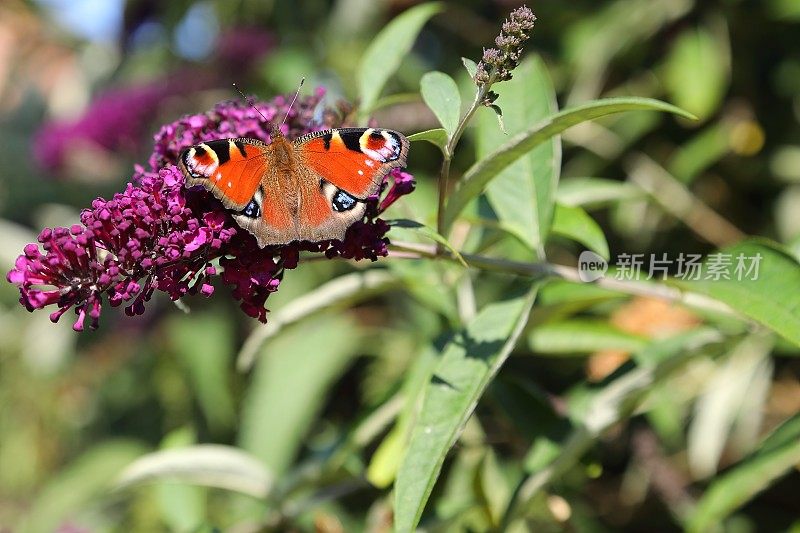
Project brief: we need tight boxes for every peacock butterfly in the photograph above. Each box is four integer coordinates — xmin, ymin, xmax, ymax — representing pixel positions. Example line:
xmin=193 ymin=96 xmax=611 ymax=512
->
xmin=178 ymin=97 xmax=409 ymax=247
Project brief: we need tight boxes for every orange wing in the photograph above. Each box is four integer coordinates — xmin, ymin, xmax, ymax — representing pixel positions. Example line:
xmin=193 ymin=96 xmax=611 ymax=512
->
xmin=296 ymin=128 xmax=409 ymax=199
xmin=179 ymin=138 xmax=268 ymax=210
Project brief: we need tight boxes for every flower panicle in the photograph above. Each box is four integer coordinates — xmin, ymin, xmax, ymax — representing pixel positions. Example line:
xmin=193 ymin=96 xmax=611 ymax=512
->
xmin=8 ymin=89 xmax=415 ymax=330
xmin=473 ymin=5 xmax=536 ymax=104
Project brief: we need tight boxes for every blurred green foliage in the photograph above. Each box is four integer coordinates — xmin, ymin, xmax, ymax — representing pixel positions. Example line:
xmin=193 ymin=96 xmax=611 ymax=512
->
xmin=1 ymin=0 xmax=799 ymax=532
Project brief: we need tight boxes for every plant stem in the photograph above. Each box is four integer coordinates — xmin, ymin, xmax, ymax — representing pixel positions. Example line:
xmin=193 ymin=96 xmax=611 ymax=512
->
xmin=387 ymin=241 xmax=738 ymax=317
xmin=436 ymin=84 xmax=490 ymax=239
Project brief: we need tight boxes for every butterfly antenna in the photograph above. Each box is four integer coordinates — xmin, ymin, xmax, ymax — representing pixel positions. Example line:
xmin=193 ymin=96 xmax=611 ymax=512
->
xmin=232 ymin=83 xmax=277 ymax=134
xmin=281 ymin=77 xmax=305 ymax=126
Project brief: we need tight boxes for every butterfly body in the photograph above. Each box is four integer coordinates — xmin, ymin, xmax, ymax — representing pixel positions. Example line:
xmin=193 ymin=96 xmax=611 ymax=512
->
xmin=179 ymin=128 xmax=409 ymax=247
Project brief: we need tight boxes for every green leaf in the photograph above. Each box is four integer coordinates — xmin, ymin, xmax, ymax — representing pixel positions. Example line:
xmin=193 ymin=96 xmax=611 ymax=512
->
xmin=357 ymin=2 xmax=442 ymax=113
xmin=236 ymin=270 xmax=399 ymax=370
xmin=528 ymin=320 xmax=647 ymax=354
xmin=462 ymin=57 xmax=477 ymax=78
xmin=115 ymin=445 xmax=272 ymax=499
xmin=168 ymin=313 xmax=236 ymax=434
xmin=387 ymin=219 xmax=468 ymax=267
xmin=687 ymin=334 xmax=774 ymax=478
xmin=443 ymin=97 xmax=696 ymax=234
xmin=478 ymin=57 xmax=560 ymax=255
xmin=556 ymin=177 xmax=643 ymax=208
xmin=154 ymin=428 xmax=205 ymax=533
xmin=22 ymin=440 xmax=147 ymax=533
xmin=687 ymin=414 xmax=800 ymax=533
xmin=238 ymin=315 xmax=360 ymax=476
xmin=394 ymin=289 xmax=538 ymax=532
xmin=550 ymin=203 xmax=610 ymax=260
xmin=420 ymin=71 xmax=461 ymax=139
xmin=667 ymin=122 xmax=730 ymax=184
xmin=663 ymin=27 xmax=729 ymax=121
xmin=675 ymin=240 xmax=800 ymax=347
xmin=507 ymin=329 xmax=724 ymax=523
xmin=367 ymin=346 xmax=438 ymax=488
xmin=408 ymin=128 xmax=448 ymax=153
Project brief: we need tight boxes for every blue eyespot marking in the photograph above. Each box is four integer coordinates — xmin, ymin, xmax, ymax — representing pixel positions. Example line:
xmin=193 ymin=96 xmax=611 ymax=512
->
xmin=332 ymin=190 xmax=357 ymax=212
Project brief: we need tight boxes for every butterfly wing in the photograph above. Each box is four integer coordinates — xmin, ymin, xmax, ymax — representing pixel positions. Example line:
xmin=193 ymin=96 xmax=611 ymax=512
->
xmin=179 ymin=129 xmax=410 ymax=246
xmin=292 ymin=128 xmax=409 ymax=242
xmin=297 ymin=128 xmax=409 ymax=197
xmin=179 ymin=138 xmax=298 ymax=246
xmin=180 ymin=138 xmax=267 ymax=210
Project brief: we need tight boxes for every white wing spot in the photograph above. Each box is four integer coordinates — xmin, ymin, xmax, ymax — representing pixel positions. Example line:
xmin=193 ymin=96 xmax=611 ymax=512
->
xmin=227 ymin=181 xmax=232 ymax=188
xmin=358 ymin=170 xmax=364 ymax=175
xmin=365 ymin=160 xmax=374 ymax=167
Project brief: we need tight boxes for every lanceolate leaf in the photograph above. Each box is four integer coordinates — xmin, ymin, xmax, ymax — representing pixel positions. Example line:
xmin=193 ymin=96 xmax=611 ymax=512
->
xmin=687 ymin=414 xmax=800 ymax=533
xmin=528 ymin=319 xmax=646 ymax=354
xmin=556 ymin=177 xmax=643 ymax=208
xmin=478 ymin=56 xmax=560 ymax=255
xmin=462 ymin=57 xmax=478 ymax=78
xmin=236 ymin=270 xmax=399 ymax=370
xmin=114 ymin=445 xmax=273 ymax=499
xmin=420 ymin=71 xmax=461 ymax=139
xmin=238 ymin=316 xmax=361 ymax=477
xmin=550 ymin=203 xmax=610 ymax=260
xmin=394 ymin=289 xmax=538 ymax=532
xmin=357 ymin=3 xmax=442 ymax=114
xmin=408 ymin=128 xmax=449 ymax=153
xmin=442 ymin=97 xmax=696 ymax=234
xmin=675 ymin=240 xmax=800 ymax=347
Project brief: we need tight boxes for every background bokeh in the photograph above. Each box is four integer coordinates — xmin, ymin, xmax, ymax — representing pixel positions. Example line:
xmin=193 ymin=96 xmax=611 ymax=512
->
xmin=1 ymin=0 xmax=799 ymax=531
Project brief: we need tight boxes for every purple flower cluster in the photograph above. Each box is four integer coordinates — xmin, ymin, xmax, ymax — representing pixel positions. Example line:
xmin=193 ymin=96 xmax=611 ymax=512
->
xmin=9 ymin=89 xmax=415 ymax=329
xmin=34 ymin=76 xmax=210 ymax=172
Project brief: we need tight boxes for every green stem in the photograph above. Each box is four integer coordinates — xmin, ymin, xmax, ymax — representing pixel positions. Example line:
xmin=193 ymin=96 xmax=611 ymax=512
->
xmin=387 ymin=241 xmax=738 ymax=317
xmin=436 ymin=83 xmax=491 ymax=239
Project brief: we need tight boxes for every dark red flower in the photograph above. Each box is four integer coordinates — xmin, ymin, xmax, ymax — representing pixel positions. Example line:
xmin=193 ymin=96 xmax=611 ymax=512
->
xmin=8 ymin=89 xmax=414 ymax=329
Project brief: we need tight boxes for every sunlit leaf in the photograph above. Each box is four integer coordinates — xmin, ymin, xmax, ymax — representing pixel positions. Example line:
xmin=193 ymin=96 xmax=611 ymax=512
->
xmin=528 ymin=319 xmax=647 ymax=354
xmin=687 ymin=334 xmax=774 ymax=478
xmin=420 ymin=71 xmax=461 ymax=139
xmin=357 ymin=3 xmax=442 ymax=113
xmin=443 ymin=97 xmax=696 ymax=234
xmin=168 ymin=313 xmax=236 ymax=434
xmin=688 ymin=414 xmax=800 ymax=532
xmin=115 ymin=445 xmax=272 ymax=499
xmin=675 ymin=240 xmax=800 ymax=347
xmin=462 ymin=57 xmax=477 ymax=78
xmin=154 ymin=428 xmax=205 ymax=533
xmin=238 ymin=315 xmax=361 ymax=476
xmin=367 ymin=346 xmax=438 ymax=488
xmin=408 ymin=128 xmax=448 ymax=153
xmin=237 ymin=270 xmax=399 ymax=370
xmin=394 ymin=289 xmax=538 ymax=532
xmin=478 ymin=56 xmax=560 ymax=255
xmin=550 ymin=203 xmax=610 ymax=260
xmin=663 ymin=26 xmax=729 ymax=120
xmin=556 ymin=177 xmax=643 ymax=208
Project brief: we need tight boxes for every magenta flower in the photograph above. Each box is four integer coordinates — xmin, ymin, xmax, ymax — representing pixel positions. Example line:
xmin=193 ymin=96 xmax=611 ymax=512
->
xmin=34 ymin=75 xmax=211 ymax=173
xmin=8 ymin=89 xmax=414 ymax=330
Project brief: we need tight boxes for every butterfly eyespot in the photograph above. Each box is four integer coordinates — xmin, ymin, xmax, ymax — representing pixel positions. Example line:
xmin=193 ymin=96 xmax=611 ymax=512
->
xmin=241 ymin=198 xmax=261 ymax=218
xmin=332 ymin=190 xmax=358 ymax=212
